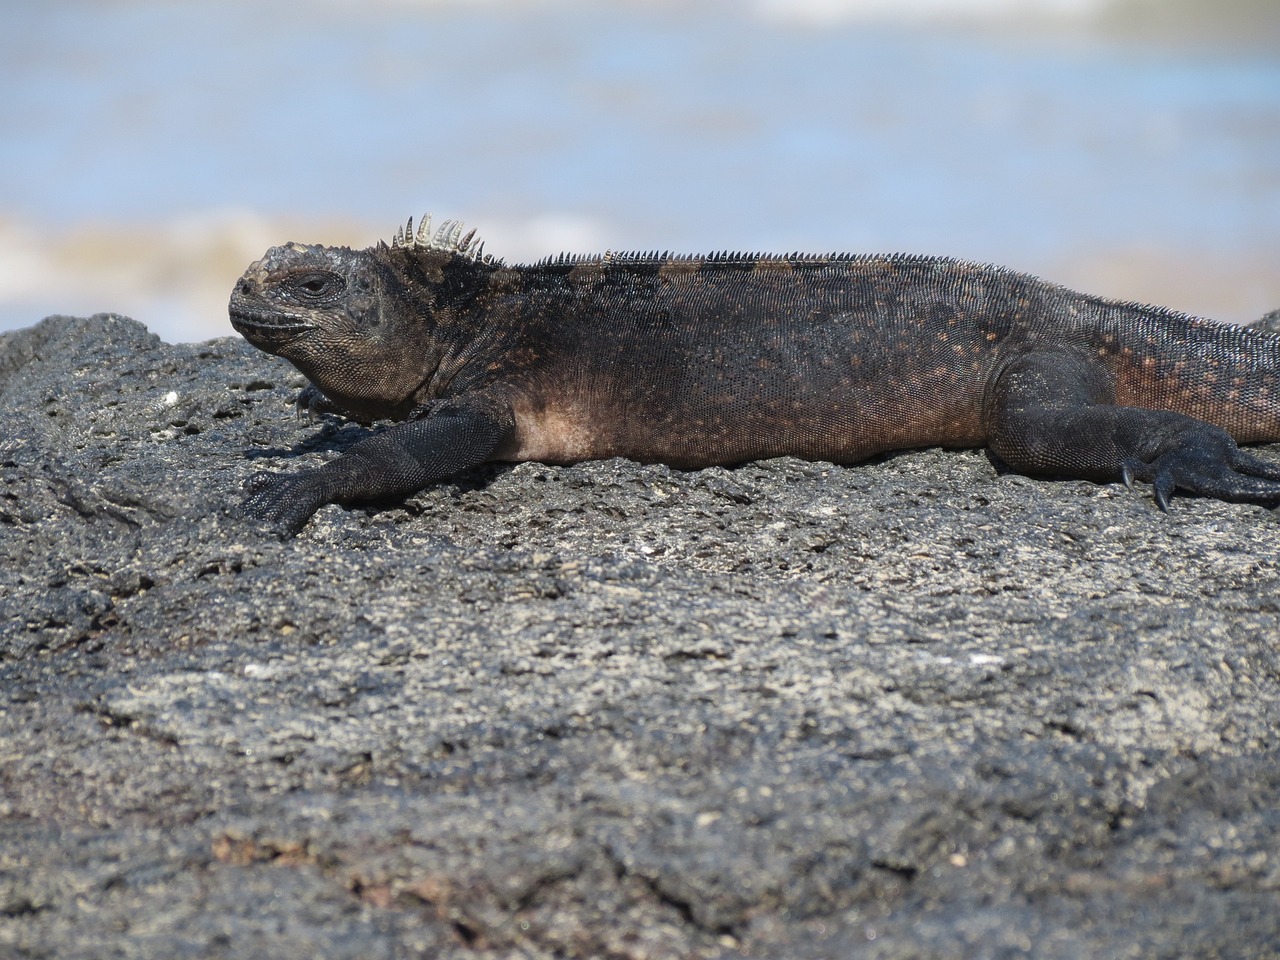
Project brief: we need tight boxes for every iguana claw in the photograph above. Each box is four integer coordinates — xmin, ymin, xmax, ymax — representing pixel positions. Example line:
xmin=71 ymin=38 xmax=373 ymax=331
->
xmin=1119 ymin=429 xmax=1280 ymax=510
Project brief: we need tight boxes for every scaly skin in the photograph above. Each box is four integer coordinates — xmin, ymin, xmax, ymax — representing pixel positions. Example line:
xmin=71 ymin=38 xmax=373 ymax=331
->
xmin=228 ymin=216 xmax=1280 ymax=534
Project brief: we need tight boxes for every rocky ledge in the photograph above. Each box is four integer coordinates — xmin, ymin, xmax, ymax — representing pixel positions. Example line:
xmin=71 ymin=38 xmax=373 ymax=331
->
xmin=2 ymin=314 xmax=1279 ymax=958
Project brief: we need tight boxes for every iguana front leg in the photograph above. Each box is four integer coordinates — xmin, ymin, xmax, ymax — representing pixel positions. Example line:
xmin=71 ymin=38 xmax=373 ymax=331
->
xmin=987 ymin=350 xmax=1280 ymax=509
xmin=243 ymin=393 xmax=515 ymax=534
xmin=295 ymin=383 xmax=348 ymax=421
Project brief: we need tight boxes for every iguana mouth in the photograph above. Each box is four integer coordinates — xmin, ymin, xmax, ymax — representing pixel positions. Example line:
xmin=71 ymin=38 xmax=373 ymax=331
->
xmin=228 ymin=304 xmax=316 ymax=344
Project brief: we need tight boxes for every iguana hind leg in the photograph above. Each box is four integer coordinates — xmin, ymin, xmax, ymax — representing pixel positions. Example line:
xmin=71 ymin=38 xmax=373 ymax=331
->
xmin=986 ymin=349 xmax=1280 ymax=509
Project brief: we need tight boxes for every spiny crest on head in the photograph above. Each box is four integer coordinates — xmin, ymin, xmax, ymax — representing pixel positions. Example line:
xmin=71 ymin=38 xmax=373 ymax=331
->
xmin=387 ymin=214 xmax=494 ymax=264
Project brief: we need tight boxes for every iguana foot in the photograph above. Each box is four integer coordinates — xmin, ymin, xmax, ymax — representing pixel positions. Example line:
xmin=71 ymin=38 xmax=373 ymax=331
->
xmin=1120 ymin=430 xmax=1280 ymax=511
xmin=295 ymin=384 xmax=346 ymax=421
xmin=241 ymin=469 xmax=331 ymax=535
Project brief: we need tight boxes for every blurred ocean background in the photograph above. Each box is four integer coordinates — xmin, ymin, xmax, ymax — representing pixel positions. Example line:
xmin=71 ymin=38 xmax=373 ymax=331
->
xmin=2 ymin=0 xmax=1278 ymax=342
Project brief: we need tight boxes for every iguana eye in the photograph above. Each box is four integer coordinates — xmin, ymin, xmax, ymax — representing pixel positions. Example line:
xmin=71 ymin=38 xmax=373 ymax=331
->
xmin=288 ymin=272 xmax=346 ymax=301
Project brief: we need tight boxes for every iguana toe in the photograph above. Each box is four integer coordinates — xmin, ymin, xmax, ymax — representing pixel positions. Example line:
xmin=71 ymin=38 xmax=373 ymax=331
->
xmin=240 ymin=470 xmax=329 ymax=535
xmin=1121 ymin=432 xmax=1280 ymax=509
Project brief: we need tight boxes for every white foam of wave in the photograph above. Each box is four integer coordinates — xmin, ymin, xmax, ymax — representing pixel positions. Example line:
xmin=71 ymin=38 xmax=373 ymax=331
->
xmin=4 ymin=209 xmax=1275 ymax=343
xmin=0 ymin=211 xmax=310 ymax=343
xmin=0 ymin=211 xmax=614 ymax=344
xmin=471 ymin=214 xmax=610 ymax=263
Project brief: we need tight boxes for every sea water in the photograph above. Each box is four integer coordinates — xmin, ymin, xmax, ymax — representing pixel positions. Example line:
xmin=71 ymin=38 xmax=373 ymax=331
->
xmin=2 ymin=0 xmax=1278 ymax=341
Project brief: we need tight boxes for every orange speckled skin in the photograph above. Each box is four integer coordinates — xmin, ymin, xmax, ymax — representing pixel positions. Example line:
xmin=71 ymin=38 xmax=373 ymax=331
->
xmin=229 ymin=236 xmax=1280 ymax=533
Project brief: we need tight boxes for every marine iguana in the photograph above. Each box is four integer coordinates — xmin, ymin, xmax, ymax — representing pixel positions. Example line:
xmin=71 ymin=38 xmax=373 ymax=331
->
xmin=229 ymin=215 xmax=1280 ymax=534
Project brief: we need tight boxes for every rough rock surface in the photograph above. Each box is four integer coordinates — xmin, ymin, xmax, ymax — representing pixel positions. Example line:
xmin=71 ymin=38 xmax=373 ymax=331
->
xmin=2 ymin=314 xmax=1279 ymax=959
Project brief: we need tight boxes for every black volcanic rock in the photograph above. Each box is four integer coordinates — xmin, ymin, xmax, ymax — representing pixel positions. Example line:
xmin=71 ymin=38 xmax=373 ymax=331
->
xmin=2 ymin=314 xmax=1279 ymax=958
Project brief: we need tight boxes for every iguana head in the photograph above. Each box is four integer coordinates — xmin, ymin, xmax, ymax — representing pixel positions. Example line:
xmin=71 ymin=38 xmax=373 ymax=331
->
xmin=229 ymin=217 xmax=494 ymax=421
